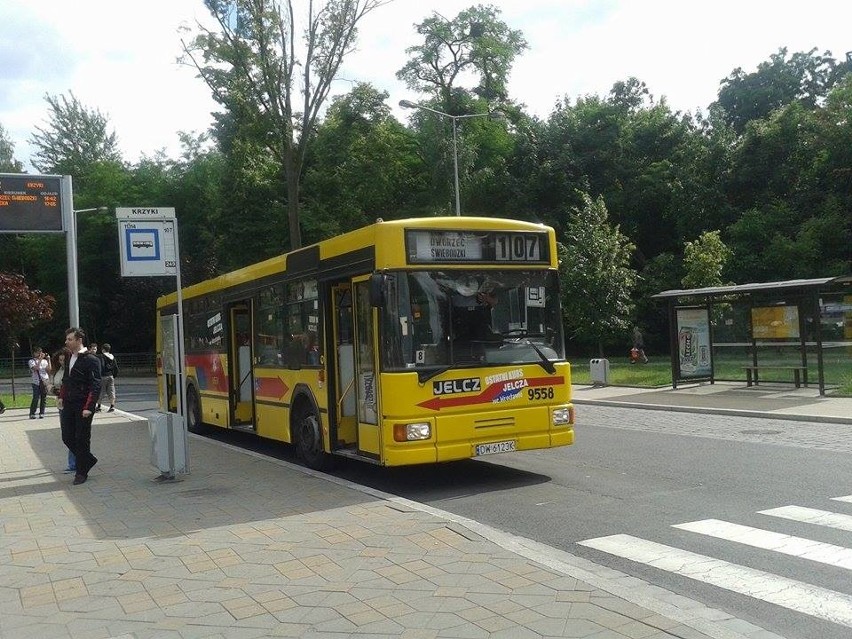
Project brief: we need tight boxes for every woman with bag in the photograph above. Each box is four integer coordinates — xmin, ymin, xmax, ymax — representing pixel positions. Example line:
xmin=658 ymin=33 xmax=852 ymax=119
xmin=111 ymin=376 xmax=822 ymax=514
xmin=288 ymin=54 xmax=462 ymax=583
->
xmin=28 ymin=347 xmax=50 ymax=419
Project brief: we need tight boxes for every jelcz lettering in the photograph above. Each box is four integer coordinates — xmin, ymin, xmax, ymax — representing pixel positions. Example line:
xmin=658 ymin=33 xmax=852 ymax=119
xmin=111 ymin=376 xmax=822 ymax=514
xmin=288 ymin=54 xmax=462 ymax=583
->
xmin=433 ymin=378 xmax=481 ymax=395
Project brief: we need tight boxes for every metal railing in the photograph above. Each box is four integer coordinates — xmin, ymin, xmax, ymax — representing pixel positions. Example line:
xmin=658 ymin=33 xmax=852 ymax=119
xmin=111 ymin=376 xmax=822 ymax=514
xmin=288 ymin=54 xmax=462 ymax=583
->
xmin=0 ymin=352 xmax=157 ymax=377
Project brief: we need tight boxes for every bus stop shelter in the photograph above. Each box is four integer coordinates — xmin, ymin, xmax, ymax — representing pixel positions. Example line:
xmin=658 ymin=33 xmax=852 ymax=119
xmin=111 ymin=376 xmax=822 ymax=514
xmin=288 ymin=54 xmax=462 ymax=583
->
xmin=652 ymin=276 xmax=852 ymax=396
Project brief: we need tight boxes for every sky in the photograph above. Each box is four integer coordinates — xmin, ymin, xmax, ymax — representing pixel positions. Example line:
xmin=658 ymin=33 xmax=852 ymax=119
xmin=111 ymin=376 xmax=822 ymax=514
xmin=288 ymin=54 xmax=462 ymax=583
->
xmin=2 ymin=0 xmax=850 ymax=172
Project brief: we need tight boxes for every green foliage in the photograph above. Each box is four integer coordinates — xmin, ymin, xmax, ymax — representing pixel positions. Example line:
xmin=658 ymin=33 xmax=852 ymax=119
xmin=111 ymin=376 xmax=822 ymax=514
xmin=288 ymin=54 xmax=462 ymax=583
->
xmin=29 ymin=92 xmax=122 ymax=176
xmin=397 ymin=4 xmax=527 ymax=105
xmin=715 ymin=47 xmax=847 ymax=134
xmin=538 ymin=81 xmax=715 ymax=259
xmin=396 ymin=92 xmax=514 ymax=216
xmin=634 ymin=252 xmax=681 ymax=351
xmin=3 ymin=26 xmax=850 ymax=361
xmin=0 ymin=123 xmax=23 ymax=172
xmin=681 ymin=230 xmax=732 ymax=289
xmin=303 ymin=83 xmax=427 ymax=235
xmin=722 ymin=74 xmax=852 ymax=279
xmin=182 ymin=0 xmax=389 ymax=249
xmin=558 ymin=194 xmax=637 ymax=356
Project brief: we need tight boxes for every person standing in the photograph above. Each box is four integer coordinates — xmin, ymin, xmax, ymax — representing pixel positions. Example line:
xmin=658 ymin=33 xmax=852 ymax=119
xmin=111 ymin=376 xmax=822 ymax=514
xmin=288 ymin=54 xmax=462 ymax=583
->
xmin=60 ymin=328 xmax=101 ymax=485
xmin=99 ymin=343 xmax=119 ymax=412
xmin=28 ymin=347 xmax=49 ymax=419
xmin=53 ymin=349 xmax=75 ymax=473
xmin=89 ymin=343 xmax=103 ymax=411
xmin=631 ymin=326 xmax=649 ymax=364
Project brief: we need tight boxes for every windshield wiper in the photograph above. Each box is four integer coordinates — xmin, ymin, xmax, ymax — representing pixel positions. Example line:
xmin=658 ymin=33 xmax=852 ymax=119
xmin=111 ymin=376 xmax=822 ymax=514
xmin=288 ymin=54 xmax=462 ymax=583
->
xmin=418 ymin=366 xmax=450 ymax=384
xmin=491 ymin=330 xmax=555 ymax=374
xmin=520 ymin=338 xmax=556 ymax=374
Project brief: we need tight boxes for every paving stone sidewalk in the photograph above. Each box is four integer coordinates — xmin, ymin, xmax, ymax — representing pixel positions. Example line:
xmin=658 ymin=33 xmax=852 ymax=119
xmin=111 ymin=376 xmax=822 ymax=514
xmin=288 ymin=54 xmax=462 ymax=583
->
xmin=0 ymin=409 xmax=772 ymax=639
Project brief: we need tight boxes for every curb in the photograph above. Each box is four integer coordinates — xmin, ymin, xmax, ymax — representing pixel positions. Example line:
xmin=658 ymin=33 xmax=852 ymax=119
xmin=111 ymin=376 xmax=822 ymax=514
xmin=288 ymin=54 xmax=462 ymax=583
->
xmin=572 ymin=398 xmax=852 ymax=425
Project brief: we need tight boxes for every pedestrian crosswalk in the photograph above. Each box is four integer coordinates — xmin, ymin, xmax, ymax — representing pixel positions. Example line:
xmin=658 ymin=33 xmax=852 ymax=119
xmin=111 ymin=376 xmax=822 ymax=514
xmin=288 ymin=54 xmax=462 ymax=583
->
xmin=578 ymin=494 xmax=852 ymax=630
xmin=673 ymin=519 xmax=852 ymax=569
xmin=760 ymin=504 xmax=852 ymax=531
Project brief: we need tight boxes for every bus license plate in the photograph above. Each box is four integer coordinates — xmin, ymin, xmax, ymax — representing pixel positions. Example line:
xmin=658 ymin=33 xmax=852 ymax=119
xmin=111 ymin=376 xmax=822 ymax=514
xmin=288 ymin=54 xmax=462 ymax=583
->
xmin=475 ymin=440 xmax=516 ymax=456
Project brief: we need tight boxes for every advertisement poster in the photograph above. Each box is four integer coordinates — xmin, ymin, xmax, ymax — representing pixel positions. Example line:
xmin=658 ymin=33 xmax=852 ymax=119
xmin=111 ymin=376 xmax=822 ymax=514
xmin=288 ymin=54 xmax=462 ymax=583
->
xmin=751 ymin=306 xmax=800 ymax=339
xmin=159 ymin=315 xmax=178 ymax=375
xmin=676 ymin=307 xmax=712 ymax=378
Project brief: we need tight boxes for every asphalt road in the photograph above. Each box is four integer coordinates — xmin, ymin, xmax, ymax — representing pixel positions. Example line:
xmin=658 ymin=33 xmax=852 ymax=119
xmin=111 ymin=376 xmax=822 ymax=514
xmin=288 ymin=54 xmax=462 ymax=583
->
xmin=94 ymin=379 xmax=852 ymax=639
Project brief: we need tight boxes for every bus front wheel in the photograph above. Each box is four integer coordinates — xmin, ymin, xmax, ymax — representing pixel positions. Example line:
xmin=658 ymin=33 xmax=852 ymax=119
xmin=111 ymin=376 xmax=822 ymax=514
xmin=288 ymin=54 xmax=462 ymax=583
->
xmin=294 ymin=406 xmax=331 ymax=470
xmin=186 ymin=386 xmax=204 ymax=434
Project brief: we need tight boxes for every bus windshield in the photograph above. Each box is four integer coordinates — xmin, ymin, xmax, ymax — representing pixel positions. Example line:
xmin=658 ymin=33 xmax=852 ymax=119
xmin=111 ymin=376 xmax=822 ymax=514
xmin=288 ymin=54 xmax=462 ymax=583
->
xmin=380 ymin=270 xmax=565 ymax=371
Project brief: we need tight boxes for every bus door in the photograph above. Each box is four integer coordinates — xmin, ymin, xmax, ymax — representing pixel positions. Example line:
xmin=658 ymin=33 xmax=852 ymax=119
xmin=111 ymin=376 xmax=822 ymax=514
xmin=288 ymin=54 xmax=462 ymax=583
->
xmin=332 ymin=279 xmax=381 ymax=460
xmin=228 ymin=302 xmax=255 ymax=427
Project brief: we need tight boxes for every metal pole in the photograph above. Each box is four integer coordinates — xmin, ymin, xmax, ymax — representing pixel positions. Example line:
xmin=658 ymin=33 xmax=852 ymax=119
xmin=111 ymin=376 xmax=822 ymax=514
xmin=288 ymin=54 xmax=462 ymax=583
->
xmin=173 ymin=217 xmax=190 ymax=473
xmin=452 ymin=117 xmax=461 ymax=216
xmin=63 ymin=177 xmax=79 ymax=328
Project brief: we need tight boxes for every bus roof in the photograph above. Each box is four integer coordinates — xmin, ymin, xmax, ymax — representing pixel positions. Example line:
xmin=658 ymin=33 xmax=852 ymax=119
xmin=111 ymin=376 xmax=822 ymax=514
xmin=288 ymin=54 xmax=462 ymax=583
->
xmin=157 ymin=216 xmax=554 ymax=308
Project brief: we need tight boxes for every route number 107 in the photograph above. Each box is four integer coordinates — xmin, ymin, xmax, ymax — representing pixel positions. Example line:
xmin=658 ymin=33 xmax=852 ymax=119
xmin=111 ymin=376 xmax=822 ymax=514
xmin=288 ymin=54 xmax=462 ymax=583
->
xmin=495 ymin=233 xmax=542 ymax=262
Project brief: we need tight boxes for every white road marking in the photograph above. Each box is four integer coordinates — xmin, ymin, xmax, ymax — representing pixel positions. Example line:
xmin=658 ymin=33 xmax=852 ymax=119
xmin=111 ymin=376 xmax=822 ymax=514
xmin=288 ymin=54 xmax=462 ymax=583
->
xmin=674 ymin=519 xmax=852 ymax=570
xmin=759 ymin=505 xmax=852 ymax=532
xmin=579 ymin=534 xmax=852 ymax=628
xmin=830 ymin=495 xmax=852 ymax=503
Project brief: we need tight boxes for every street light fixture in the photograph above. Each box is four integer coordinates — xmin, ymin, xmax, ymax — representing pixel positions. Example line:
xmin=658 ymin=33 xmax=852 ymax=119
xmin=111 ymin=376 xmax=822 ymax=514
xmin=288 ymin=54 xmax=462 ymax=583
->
xmin=67 ymin=206 xmax=108 ymax=328
xmin=399 ymin=99 xmax=505 ymax=216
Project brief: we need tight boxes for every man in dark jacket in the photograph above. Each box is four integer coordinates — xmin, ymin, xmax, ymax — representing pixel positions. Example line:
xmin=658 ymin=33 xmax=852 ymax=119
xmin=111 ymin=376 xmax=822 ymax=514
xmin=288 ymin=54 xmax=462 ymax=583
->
xmin=60 ymin=327 xmax=102 ymax=485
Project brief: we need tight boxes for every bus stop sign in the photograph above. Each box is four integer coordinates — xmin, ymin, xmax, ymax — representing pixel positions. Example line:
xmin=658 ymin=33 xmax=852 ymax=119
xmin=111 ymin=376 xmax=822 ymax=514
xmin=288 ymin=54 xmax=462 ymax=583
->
xmin=116 ymin=207 xmax=177 ymax=277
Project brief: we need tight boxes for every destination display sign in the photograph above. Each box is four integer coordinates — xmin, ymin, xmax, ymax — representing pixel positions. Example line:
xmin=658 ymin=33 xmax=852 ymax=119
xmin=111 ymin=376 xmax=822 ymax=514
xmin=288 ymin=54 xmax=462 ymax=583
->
xmin=0 ymin=173 xmax=64 ymax=232
xmin=406 ymin=229 xmax=549 ymax=264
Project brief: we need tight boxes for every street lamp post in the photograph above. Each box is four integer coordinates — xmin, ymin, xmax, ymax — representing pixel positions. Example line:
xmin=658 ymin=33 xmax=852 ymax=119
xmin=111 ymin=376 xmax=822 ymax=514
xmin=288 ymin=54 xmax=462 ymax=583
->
xmin=399 ymin=100 xmax=504 ymax=216
xmin=66 ymin=206 xmax=108 ymax=328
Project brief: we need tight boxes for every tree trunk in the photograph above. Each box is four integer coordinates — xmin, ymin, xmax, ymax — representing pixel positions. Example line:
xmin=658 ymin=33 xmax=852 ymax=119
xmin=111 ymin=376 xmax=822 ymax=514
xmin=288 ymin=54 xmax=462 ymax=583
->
xmin=282 ymin=154 xmax=302 ymax=250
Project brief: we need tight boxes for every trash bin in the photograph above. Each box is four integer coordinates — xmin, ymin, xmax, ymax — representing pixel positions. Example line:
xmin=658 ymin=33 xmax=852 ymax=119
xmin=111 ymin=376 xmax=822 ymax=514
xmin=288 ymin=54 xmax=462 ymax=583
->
xmin=149 ymin=411 xmax=187 ymax=476
xmin=589 ymin=358 xmax=610 ymax=385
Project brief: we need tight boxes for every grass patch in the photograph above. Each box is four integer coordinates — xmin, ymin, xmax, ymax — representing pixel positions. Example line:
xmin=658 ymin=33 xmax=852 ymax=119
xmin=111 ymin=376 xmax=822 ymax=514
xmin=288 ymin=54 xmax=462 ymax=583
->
xmin=1 ymin=393 xmax=59 ymax=410
xmin=569 ymin=350 xmax=851 ymax=396
xmin=569 ymin=358 xmax=672 ymax=387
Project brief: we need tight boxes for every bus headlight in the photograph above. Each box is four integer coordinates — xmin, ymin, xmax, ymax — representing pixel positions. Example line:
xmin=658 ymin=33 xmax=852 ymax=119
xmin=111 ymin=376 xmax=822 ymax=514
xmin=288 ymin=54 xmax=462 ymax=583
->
xmin=552 ymin=406 xmax=573 ymax=426
xmin=393 ymin=422 xmax=431 ymax=442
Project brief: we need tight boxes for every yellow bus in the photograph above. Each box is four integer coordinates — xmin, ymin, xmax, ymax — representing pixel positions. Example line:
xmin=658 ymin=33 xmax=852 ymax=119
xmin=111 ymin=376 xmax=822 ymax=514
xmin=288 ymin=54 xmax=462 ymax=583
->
xmin=156 ymin=217 xmax=574 ymax=468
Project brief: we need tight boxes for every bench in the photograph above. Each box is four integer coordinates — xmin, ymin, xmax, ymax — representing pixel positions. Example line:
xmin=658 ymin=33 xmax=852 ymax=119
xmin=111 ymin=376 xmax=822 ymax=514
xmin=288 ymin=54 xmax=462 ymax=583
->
xmin=743 ymin=365 xmax=807 ymax=388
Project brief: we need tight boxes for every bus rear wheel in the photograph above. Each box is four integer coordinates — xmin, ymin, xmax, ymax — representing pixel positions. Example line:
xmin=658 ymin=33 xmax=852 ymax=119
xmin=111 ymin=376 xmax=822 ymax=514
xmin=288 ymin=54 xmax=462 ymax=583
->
xmin=294 ymin=407 xmax=331 ymax=470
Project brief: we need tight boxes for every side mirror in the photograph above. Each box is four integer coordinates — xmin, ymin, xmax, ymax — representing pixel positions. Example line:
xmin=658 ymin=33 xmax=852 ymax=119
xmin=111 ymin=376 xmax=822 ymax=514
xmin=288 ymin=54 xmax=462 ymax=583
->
xmin=369 ymin=272 xmax=386 ymax=307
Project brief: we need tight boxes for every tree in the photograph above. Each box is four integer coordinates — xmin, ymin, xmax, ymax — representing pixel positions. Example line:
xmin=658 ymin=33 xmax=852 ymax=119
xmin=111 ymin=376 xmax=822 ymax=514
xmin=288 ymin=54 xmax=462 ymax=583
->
xmin=0 ymin=123 xmax=23 ymax=172
xmin=397 ymin=4 xmax=527 ymax=107
xmin=0 ymin=272 xmax=55 ymax=351
xmin=714 ymin=48 xmax=844 ymax=134
xmin=539 ymin=80 xmax=713 ymax=261
xmin=302 ymin=83 xmax=426 ymax=235
xmin=557 ymin=194 xmax=637 ymax=356
xmin=721 ymin=75 xmax=852 ymax=282
xmin=181 ymin=0 xmax=391 ymax=250
xmin=681 ymin=230 xmax=732 ymax=289
xmin=29 ymin=92 xmax=122 ymax=176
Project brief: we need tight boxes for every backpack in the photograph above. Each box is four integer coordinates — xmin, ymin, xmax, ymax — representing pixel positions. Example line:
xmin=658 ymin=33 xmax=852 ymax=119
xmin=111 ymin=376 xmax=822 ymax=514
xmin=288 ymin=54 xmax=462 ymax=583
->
xmin=103 ymin=355 xmax=119 ymax=377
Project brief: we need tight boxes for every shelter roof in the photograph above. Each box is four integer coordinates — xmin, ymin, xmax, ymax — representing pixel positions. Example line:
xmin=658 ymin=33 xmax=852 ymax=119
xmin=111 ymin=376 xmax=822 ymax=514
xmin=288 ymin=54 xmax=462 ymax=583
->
xmin=652 ymin=275 xmax=852 ymax=300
